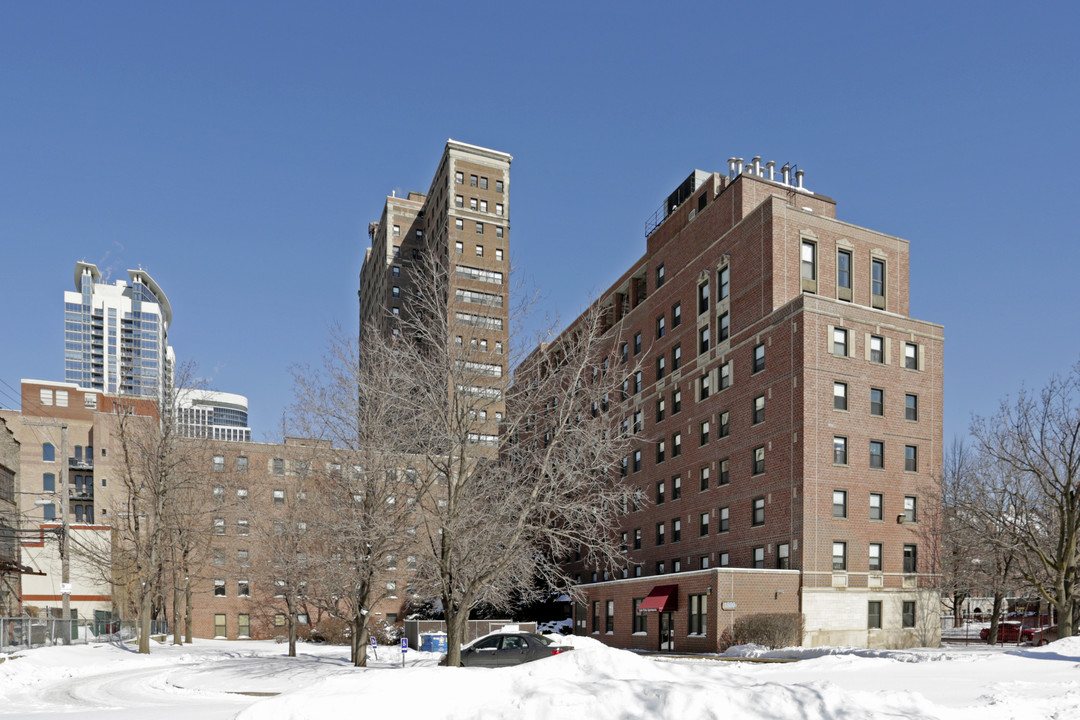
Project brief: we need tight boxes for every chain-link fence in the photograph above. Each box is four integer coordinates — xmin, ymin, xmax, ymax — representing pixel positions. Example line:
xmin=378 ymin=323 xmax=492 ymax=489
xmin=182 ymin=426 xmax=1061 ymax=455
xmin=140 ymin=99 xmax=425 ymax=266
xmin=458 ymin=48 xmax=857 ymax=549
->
xmin=1 ymin=615 xmax=169 ymax=653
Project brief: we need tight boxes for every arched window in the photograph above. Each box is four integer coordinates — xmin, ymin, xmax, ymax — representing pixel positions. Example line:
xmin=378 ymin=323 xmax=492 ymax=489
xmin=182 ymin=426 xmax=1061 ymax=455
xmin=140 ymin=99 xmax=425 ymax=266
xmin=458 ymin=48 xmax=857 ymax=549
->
xmin=42 ymin=443 xmax=55 ymax=462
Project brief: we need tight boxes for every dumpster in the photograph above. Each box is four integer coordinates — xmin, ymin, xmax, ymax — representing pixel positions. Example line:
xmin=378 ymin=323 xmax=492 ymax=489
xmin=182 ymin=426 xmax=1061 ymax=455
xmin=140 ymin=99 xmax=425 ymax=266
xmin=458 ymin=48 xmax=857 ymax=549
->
xmin=419 ymin=633 xmax=448 ymax=653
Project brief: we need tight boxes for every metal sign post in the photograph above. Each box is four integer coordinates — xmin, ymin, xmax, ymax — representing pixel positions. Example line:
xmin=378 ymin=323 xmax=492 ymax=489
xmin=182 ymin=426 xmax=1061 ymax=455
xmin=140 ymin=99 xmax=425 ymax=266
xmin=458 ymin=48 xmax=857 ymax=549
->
xmin=400 ymin=637 xmax=408 ymax=668
xmin=370 ymin=634 xmax=377 ymax=660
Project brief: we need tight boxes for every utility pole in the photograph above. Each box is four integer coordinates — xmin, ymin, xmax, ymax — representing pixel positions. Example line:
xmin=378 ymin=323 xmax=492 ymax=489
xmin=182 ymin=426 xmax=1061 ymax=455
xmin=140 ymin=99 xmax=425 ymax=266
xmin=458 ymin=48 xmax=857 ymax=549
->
xmin=26 ymin=421 xmax=71 ymax=644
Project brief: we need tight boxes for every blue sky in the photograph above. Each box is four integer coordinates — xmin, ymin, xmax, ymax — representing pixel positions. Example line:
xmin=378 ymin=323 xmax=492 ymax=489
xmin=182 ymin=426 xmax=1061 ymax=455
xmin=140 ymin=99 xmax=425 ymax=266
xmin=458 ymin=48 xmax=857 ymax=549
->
xmin=2 ymin=1 xmax=1078 ymax=443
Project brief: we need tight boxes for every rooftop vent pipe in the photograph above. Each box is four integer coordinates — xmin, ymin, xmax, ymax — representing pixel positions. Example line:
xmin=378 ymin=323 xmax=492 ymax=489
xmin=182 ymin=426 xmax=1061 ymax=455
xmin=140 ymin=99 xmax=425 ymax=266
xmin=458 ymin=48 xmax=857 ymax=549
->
xmin=766 ymin=160 xmax=775 ymax=180
xmin=795 ymin=169 xmax=805 ymax=190
xmin=751 ymin=156 xmax=762 ymax=176
xmin=736 ymin=158 xmax=744 ymax=175
xmin=781 ymin=164 xmax=791 ymax=185
xmin=728 ymin=157 xmax=738 ymax=179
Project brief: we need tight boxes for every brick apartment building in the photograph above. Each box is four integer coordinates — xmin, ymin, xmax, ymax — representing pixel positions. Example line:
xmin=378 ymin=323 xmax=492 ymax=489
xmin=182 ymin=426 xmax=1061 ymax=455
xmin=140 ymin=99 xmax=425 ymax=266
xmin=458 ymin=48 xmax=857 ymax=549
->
xmin=562 ymin=158 xmax=943 ymax=650
xmin=1 ymin=416 xmax=22 ymax=616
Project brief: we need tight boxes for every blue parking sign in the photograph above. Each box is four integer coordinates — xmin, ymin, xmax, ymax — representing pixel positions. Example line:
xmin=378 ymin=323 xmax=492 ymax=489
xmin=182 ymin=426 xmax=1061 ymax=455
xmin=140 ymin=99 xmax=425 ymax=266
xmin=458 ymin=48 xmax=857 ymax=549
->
xmin=401 ymin=637 xmax=408 ymax=652
xmin=370 ymin=636 xmax=377 ymax=648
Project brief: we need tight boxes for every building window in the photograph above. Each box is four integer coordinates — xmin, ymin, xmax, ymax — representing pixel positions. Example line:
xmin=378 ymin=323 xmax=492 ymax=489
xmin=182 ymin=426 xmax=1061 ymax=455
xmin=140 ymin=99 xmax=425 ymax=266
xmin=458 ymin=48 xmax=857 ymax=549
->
xmin=656 ymin=397 xmax=665 ymax=423
xmin=672 ymin=518 xmax=681 ymax=542
xmin=237 ymin=549 xmax=249 ymax=566
xmin=872 ymin=258 xmax=886 ymax=306
xmin=633 ymin=450 xmax=641 ymax=472
xmin=633 ymin=332 xmax=642 ymax=355
xmin=455 ymin=171 xmax=464 ymax=184
xmin=392 ymin=266 xmax=400 ymax=277
xmin=656 ymin=315 xmax=665 ymax=339
xmin=868 ymin=601 xmax=882 ymax=629
xmin=273 ymin=489 xmax=285 ymax=505
xmin=833 ymin=328 xmax=848 ymax=356
xmin=902 ymin=601 xmax=916 ymax=628
xmin=753 ymin=344 xmax=765 ymax=373
xmin=719 ymin=552 xmax=729 ymax=567
xmin=801 ymin=241 xmax=816 ymax=282
xmin=213 ymin=518 xmax=225 ymax=535
xmin=238 ymin=579 xmax=250 ymax=597
xmin=905 ymin=342 xmax=919 ymax=370
xmin=752 ymin=496 xmax=765 ymax=526
xmin=672 ymin=344 xmax=682 ymax=371
xmin=470 ymin=174 xmax=478 ymax=187
xmin=620 ymin=343 xmax=628 ymax=364
xmin=620 ymin=457 xmax=628 ymax=476
xmin=837 ymin=249 xmax=852 ymax=293
xmin=700 ymin=420 xmax=710 ymax=445
xmin=479 ymin=199 xmax=488 ymax=213
xmin=42 ymin=443 xmax=55 ymax=462
xmin=236 ymin=488 xmax=248 ymax=501
xmin=455 ymin=194 xmax=464 ymax=208
xmin=495 ymin=203 xmax=504 ymax=216
xmin=656 ymin=522 xmax=665 ymax=545
xmin=273 ymin=458 xmax=284 ymax=475
xmin=753 ymin=395 xmax=765 ymax=424
xmin=656 ymin=441 xmax=666 ymax=464
xmin=834 ymin=382 xmax=848 ymax=410
xmin=656 ymin=355 xmax=666 ymax=380
xmin=238 ymin=613 xmax=251 ymax=638
xmin=700 ymin=373 xmax=710 ymax=400
xmin=752 ymin=547 xmax=765 ymax=569
xmin=903 ymin=544 xmax=918 ymax=573
xmin=689 ymin=594 xmax=708 ymax=635
xmin=699 ymin=466 xmax=710 ymax=491
xmin=213 ymin=455 xmax=225 ymax=472
xmin=475 ymin=222 xmax=484 ymax=234
xmin=605 ymin=600 xmax=614 ymax=633
xmin=698 ymin=281 xmax=710 ymax=314
xmin=672 ymin=475 xmax=682 ymax=500
xmin=833 ymin=541 xmax=847 ymax=571
xmin=633 ymin=599 xmax=647 ymax=633
xmin=905 ymin=394 xmax=918 ymax=421
xmin=672 ymin=432 xmax=681 ymax=457
xmin=719 ymin=312 xmax=729 ymax=342
xmin=904 ymin=495 xmax=918 ymax=522
xmin=719 ymin=362 xmax=731 ymax=390
xmin=699 ymin=326 xmax=710 ymax=353
xmin=392 ymin=286 xmax=401 ymax=298
xmin=633 ymin=528 xmax=641 ymax=550
xmin=455 ymin=240 xmax=464 ymax=253
xmin=591 ymin=601 xmax=600 ymax=633
xmin=833 ymin=490 xmax=847 ymax=518
xmin=869 ymin=335 xmax=884 ymax=363
xmin=480 ymin=176 xmax=488 ymax=189
xmin=656 ymin=263 xmax=665 ymax=287
xmin=719 ymin=506 xmax=729 ymax=532
xmin=634 ymin=371 xmax=643 ymax=394
xmin=212 ymin=549 xmax=224 ymax=566
xmin=870 ymin=492 xmax=883 ymax=520
xmin=699 ymin=512 xmax=710 ymax=536
xmin=475 ymin=244 xmax=484 ymax=257
xmin=392 ymin=225 xmax=400 ymax=237
xmin=834 ymin=436 xmax=847 ymax=465
xmin=718 ymin=265 xmax=730 ymax=300
xmin=42 ymin=473 xmax=55 ymax=492
xmin=870 ymin=388 xmax=884 ymax=416
xmin=214 ymin=614 xmax=226 ymax=638
xmin=777 ymin=543 xmax=790 ymax=569
xmin=870 ymin=441 xmax=884 ymax=469
xmin=656 ymin=561 xmax=666 ymax=575
xmin=672 ymin=302 xmax=681 ymax=328
xmin=869 ymin=543 xmax=883 ymax=571
xmin=753 ymin=446 xmax=765 ymax=475
xmin=718 ymin=458 xmax=729 ymax=486
xmin=905 ymin=446 xmax=918 ymax=472
xmin=214 ymin=579 xmax=226 ymax=597
xmin=719 ymin=410 xmax=729 ymax=438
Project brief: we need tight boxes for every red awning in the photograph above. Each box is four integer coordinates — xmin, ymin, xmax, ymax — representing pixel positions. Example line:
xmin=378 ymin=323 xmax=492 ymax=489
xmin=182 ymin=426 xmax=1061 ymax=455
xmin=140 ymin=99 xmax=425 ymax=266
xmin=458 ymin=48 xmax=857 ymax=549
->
xmin=637 ymin=584 xmax=678 ymax=613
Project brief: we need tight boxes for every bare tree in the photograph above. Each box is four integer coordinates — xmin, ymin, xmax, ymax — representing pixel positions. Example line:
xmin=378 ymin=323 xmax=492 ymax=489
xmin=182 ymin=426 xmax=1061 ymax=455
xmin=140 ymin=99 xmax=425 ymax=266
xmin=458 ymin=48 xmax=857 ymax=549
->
xmin=289 ymin=329 xmax=422 ymax=666
xmin=971 ymin=361 xmax=1080 ymax=638
xmin=362 ymin=250 xmax=638 ymax=667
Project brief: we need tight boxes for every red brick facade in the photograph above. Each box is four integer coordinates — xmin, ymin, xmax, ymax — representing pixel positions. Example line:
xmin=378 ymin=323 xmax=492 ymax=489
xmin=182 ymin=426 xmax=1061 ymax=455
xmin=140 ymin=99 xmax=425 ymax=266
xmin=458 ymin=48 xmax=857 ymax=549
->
xmin=568 ymin=165 xmax=943 ymax=649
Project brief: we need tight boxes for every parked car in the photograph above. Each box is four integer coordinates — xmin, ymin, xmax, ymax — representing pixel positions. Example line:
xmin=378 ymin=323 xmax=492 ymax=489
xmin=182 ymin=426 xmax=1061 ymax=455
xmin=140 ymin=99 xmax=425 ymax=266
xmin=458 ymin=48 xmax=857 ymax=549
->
xmin=980 ymin=621 xmax=1058 ymax=645
xmin=440 ymin=632 xmax=573 ymax=667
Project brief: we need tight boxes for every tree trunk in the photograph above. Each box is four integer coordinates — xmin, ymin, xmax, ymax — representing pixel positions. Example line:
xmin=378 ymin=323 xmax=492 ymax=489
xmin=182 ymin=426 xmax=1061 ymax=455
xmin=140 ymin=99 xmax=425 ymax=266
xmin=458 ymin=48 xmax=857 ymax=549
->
xmin=987 ymin=592 xmax=1005 ymax=644
xmin=138 ymin=585 xmax=151 ymax=654
xmin=287 ymin=601 xmax=297 ymax=657
xmin=952 ymin=592 xmax=967 ymax=628
xmin=184 ymin=576 xmax=193 ymax=644
xmin=171 ymin=566 xmax=182 ymax=646
xmin=443 ymin=603 xmax=469 ymax=667
xmin=1056 ymin=574 xmax=1074 ymax=638
xmin=352 ymin=616 xmax=368 ymax=667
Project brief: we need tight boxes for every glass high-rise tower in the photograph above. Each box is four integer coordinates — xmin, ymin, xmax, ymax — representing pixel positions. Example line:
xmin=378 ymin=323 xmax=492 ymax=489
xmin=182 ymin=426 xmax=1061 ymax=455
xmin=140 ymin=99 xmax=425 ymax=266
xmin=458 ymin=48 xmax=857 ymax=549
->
xmin=64 ymin=262 xmax=174 ymax=398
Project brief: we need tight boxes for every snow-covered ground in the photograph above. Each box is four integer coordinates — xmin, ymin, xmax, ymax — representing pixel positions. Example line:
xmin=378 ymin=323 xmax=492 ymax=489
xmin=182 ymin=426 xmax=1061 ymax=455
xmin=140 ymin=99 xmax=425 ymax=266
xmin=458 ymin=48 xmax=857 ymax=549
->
xmin=2 ymin=634 xmax=1080 ymax=719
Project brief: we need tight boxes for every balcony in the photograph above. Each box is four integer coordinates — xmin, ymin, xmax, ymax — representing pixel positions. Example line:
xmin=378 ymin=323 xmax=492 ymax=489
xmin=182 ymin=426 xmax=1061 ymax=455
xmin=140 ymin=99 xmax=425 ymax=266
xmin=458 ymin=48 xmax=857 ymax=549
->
xmin=68 ymin=457 xmax=94 ymax=471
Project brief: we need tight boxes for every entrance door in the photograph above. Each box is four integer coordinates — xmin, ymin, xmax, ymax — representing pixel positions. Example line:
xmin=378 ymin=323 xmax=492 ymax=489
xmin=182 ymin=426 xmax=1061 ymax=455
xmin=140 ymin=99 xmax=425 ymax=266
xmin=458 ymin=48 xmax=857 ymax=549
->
xmin=659 ymin=612 xmax=674 ymax=651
